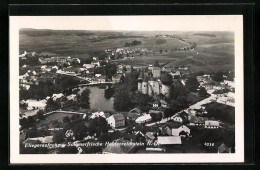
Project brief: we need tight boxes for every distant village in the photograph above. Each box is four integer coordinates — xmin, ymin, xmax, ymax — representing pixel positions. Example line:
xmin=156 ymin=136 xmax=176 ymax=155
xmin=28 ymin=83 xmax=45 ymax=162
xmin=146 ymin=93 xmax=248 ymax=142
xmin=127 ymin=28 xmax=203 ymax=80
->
xmin=19 ymin=47 xmax=235 ymax=154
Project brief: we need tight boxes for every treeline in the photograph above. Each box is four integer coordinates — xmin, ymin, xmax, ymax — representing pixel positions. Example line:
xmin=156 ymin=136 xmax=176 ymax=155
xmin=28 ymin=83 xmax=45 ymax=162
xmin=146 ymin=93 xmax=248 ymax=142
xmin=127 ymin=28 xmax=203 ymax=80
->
xmin=124 ymin=40 xmax=142 ymax=47
xmin=20 ymin=29 xmax=94 ymax=37
xmin=20 ymin=75 xmax=81 ymax=100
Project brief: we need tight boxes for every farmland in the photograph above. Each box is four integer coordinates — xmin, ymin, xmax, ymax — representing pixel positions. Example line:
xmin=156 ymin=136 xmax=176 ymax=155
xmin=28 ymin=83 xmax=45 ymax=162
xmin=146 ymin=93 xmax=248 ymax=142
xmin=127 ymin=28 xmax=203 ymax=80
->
xmin=20 ymin=29 xmax=234 ymax=73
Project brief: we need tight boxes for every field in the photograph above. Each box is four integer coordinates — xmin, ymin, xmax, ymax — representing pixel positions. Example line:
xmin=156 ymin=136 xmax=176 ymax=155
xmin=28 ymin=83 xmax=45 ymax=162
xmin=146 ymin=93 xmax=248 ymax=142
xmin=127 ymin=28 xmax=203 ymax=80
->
xmin=36 ymin=112 xmax=75 ymax=128
xmin=20 ymin=29 xmax=234 ymax=73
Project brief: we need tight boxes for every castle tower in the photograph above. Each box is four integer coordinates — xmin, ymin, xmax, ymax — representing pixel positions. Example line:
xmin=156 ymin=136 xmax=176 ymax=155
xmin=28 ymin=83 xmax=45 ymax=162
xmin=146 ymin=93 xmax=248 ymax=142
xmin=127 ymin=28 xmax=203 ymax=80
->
xmin=142 ymin=75 xmax=148 ymax=94
xmin=152 ymin=60 xmax=161 ymax=78
xmin=161 ymin=73 xmax=173 ymax=98
xmin=137 ymin=72 xmax=144 ymax=92
xmin=148 ymin=77 xmax=155 ymax=96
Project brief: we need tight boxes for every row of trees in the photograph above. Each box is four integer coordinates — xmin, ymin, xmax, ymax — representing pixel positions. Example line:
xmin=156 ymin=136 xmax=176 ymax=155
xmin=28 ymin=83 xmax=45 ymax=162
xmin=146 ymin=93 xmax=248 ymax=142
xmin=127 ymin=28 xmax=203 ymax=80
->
xmin=20 ymin=75 xmax=81 ymax=100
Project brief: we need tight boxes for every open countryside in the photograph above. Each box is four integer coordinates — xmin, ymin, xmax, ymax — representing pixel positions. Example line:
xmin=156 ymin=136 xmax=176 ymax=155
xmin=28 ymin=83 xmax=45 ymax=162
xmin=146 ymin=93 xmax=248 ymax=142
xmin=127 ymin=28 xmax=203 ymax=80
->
xmin=19 ymin=29 xmax=235 ymax=154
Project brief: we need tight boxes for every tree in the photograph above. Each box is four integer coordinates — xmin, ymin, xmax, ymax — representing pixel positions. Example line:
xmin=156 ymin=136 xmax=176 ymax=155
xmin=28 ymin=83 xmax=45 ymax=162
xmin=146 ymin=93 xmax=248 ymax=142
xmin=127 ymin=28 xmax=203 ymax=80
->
xmin=63 ymin=116 xmax=71 ymax=124
xmin=26 ymin=126 xmax=42 ymax=138
xmin=150 ymin=112 xmax=163 ymax=122
xmin=53 ymin=130 xmax=65 ymax=143
xmin=89 ymin=117 xmax=109 ymax=137
xmin=185 ymin=76 xmax=200 ymax=92
xmin=154 ymin=60 xmax=160 ymax=67
xmin=212 ymin=72 xmax=224 ymax=82
xmin=198 ymin=87 xmax=208 ymax=97
xmin=72 ymin=123 xmax=88 ymax=140
xmin=104 ymin=88 xmax=115 ymax=99
xmin=77 ymin=89 xmax=90 ymax=109
xmin=98 ymin=133 xmax=112 ymax=144
xmin=177 ymin=96 xmax=189 ymax=108
xmin=164 ymin=108 xmax=174 ymax=120
xmin=113 ymin=86 xmax=133 ymax=111
xmin=36 ymin=110 xmax=45 ymax=120
xmin=169 ymin=100 xmax=180 ymax=113
xmin=131 ymin=92 xmax=152 ymax=112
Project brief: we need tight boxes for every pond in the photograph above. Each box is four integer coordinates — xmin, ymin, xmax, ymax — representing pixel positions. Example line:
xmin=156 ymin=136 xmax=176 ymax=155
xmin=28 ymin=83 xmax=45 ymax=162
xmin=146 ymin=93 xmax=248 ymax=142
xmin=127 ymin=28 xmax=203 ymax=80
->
xmin=78 ymin=86 xmax=115 ymax=111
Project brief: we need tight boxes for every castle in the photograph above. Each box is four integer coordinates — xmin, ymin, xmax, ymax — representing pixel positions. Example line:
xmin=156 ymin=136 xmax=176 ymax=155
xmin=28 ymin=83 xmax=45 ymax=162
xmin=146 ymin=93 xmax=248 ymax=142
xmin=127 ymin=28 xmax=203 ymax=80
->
xmin=137 ymin=65 xmax=172 ymax=98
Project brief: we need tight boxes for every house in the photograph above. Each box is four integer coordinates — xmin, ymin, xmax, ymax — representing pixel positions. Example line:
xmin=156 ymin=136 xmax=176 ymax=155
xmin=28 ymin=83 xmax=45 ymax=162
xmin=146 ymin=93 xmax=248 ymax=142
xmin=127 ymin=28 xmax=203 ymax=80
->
xmin=23 ymin=136 xmax=53 ymax=144
xmin=153 ymin=100 xmax=161 ymax=108
xmin=52 ymin=65 xmax=59 ymax=70
xmin=97 ymin=75 xmax=107 ymax=83
xmin=112 ymin=73 xmax=124 ymax=83
xmin=127 ymin=108 xmax=142 ymax=124
xmin=145 ymin=132 xmax=156 ymax=143
xmin=135 ymin=114 xmax=152 ymax=124
xmin=170 ymin=71 xmax=182 ymax=78
xmin=173 ymin=111 xmax=189 ymax=124
xmin=107 ymin=113 xmax=125 ymax=128
xmin=205 ymin=120 xmax=220 ymax=129
xmin=63 ymin=67 xmax=82 ymax=74
xmin=102 ymin=139 xmax=137 ymax=154
xmin=159 ymin=100 xmax=168 ymax=108
xmin=83 ymin=64 xmax=95 ymax=69
xmin=218 ymin=143 xmax=231 ymax=153
xmin=89 ymin=111 xmax=110 ymax=119
xmin=132 ymin=124 xmax=159 ymax=136
xmin=25 ymin=99 xmax=47 ymax=110
xmin=157 ymin=136 xmax=182 ymax=145
xmin=52 ymin=93 xmax=64 ymax=101
xmin=189 ymin=116 xmax=208 ymax=126
xmin=67 ymin=94 xmax=77 ymax=101
xmin=171 ymin=125 xmax=190 ymax=137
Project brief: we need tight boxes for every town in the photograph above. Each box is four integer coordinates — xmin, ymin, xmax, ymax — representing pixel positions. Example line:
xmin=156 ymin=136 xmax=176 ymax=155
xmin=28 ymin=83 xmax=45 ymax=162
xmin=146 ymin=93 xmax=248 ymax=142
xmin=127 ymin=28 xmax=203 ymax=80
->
xmin=19 ymin=30 xmax=235 ymax=154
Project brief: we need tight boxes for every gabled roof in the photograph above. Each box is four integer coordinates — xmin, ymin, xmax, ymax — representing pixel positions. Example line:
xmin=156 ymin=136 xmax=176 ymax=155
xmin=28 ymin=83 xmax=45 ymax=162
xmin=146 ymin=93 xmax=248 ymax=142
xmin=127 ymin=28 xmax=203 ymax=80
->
xmin=127 ymin=112 xmax=140 ymax=119
xmin=110 ymin=113 xmax=125 ymax=121
xmin=218 ymin=143 xmax=230 ymax=153
xmin=23 ymin=136 xmax=53 ymax=144
xmin=157 ymin=136 xmax=182 ymax=145
xmin=129 ymin=108 xmax=142 ymax=114
xmin=161 ymin=73 xmax=172 ymax=84
xmin=138 ymin=72 xmax=144 ymax=80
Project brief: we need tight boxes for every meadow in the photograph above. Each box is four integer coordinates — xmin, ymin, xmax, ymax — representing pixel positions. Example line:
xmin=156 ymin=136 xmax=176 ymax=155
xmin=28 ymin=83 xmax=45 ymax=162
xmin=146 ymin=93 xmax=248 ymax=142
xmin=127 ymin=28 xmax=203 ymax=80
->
xmin=20 ymin=29 xmax=235 ymax=73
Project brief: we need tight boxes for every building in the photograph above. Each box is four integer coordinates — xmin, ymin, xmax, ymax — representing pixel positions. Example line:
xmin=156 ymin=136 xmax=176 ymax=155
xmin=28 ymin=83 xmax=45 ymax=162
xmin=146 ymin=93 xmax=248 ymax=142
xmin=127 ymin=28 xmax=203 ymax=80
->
xmin=63 ymin=67 xmax=82 ymax=74
xmin=112 ymin=73 xmax=124 ymax=83
xmin=127 ymin=108 xmax=142 ymax=124
xmin=138 ymin=72 xmax=172 ymax=98
xmin=107 ymin=113 xmax=125 ymax=128
xmin=152 ymin=100 xmax=161 ymax=108
xmin=25 ymin=99 xmax=47 ymax=110
xmin=171 ymin=125 xmax=190 ymax=137
xmin=205 ymin=120 xmax=220 ymax=129
xmin=52 ymin=93 xmax=64 ymax=101
xmin=189 ymin=116 xmax=208 ymax=126
xmin=218 ymin=143 xmax=231 ymax=153
xmin=173 ymin=111 xmax=189 ymax=124
xmin=135 ymin=114 xmax=152 ymax=124
xmin=152 ymin=67 xmax=161 ymax=78
xmin=89 ymin=111 xmax=110 ymax=119
xmin=23 ymin=136 xmax=53 ymax=144
xmin=157 ymin=136 xmax=182 ymax=145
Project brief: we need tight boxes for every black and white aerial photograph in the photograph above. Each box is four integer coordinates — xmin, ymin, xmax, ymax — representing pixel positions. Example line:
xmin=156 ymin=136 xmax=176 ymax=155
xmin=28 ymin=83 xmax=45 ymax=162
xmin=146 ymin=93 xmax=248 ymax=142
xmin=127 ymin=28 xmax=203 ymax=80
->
xmin=10 ymin=15 xmax=244 ymax=163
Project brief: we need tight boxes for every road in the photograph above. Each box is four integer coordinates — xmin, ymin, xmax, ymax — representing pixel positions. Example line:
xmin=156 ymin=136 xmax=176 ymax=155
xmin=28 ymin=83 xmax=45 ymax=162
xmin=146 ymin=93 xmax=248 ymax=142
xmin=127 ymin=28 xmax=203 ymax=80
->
xmin=146 ymin=91 xmax=216 ymax=127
